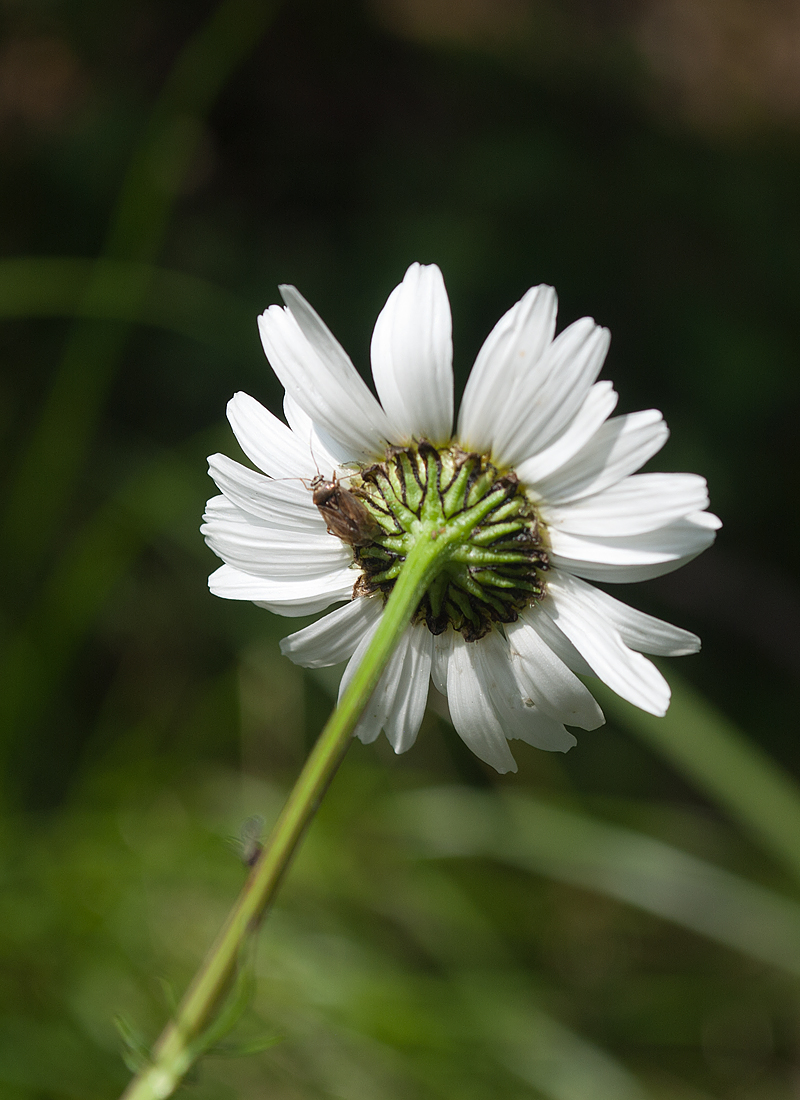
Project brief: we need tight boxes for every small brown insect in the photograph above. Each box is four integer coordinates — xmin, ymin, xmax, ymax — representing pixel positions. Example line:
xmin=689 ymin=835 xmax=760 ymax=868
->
xmin=311 ymin=473 xmax=380 ymax=547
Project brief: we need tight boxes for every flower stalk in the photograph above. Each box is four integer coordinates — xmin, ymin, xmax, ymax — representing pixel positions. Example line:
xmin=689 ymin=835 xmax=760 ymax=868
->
xmin=119 ymin=524 xmax=452 ymax=1100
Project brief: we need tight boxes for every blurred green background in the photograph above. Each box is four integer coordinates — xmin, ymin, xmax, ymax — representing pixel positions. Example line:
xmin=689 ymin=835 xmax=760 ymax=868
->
xmin=3 ymin=1 xmax=800 ymax=1097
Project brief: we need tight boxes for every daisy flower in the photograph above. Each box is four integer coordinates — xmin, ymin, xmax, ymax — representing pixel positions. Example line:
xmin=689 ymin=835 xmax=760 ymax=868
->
xmin=202 ymin=263 xmax=719 ymax=773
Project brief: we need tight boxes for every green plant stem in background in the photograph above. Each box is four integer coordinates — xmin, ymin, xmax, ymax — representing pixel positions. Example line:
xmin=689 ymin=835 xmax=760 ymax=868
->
xmin=1 ymin=0 xmax=278 ymax=582
xmin=119 ymin=531 xmax=448 ymax=1100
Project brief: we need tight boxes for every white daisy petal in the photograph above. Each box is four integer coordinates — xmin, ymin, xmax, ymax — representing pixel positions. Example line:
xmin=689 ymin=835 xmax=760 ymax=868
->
xmin=541 ymin=472 xmax=710 ymax=537
xmin=336 ymin=614 xmax=386 ymax=744
xmin=516 ymin=380 xmax=618 ymax=485
xmin=280 ymin=595 xmax=384 ymax=667
xmin=431 ymin=630 xmax=453 ymax=696
xmin=254 ymin=594 xmax=351 ymax=617
xmin=498 ymin=318 xmax=611 ymax=468
xmin=279 ymin=284 xmax=364 ymax=386
xmin=209 ymin=563 xmax=354 ymax=612
xmin=504 ymin=704 xmax=578 ymax=752
xmin=259 ymin=293 xmax=390 ymax=461
xmin=544 ymin=572 xmax=672 ymax=716
xmin=506 ymin=612 xmax=605 ymax=730
xmin=226 ymin=391 xmax=315 ymax=478
xmin=338 ymin=619 xmax=429 ymax=750
xmin=282 ymin=393 xmax=343 ymax=475
xmin=528 ymin=409 xmax=669 ymax=505
xmin=457 ymin=285 xmax=558 ymax=454
xmin=446 ymin=634 xmax=519 ymax=773
xmin=549 ymin=511 xmax=721 ymax=583
xmin=202 ymin=493 xmax=253 ymax=523
xmin=522 ymin=606 xmax=595 ymax=676
xmin=370 ymin=263 xmax=454 ymax=443
xmin=208 ymin=454 xmax=323 ymax=531
xmin=554 ymin=558 xmax=710 ymax=584
xmin=477 ymin=630 xmax=578 ymax=752
xmin=202 ymin=514 xmax=351 ymax=579
xmin=559 ymin=575 xmax=700 ymax=656
xmin=384 ymin=625 xmax=434 ymax=754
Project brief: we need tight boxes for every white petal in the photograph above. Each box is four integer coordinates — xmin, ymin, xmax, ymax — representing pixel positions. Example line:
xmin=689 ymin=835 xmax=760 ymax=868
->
xmin=280 ymin=596 xmax=383 ymax=667
xmin=208 ymin=453 xmax=324 ymax=531
xmin=556 ymin=575 xmax=701 ymax=656
xmin=370 ymin=263 xmax=454 ymax=443
xmin=226 ymin=392 xmax=315 ymax=479
xmin=259 ymin=292 xmax=390 ymax=461
xmin=523 ymin=606 xmax=595 ymax=677
xmin=282 ymin=393 xmax=343 ymax=475
xmin=515 ymin=380 xmax=618 ymax=485
xmin=254 ymin=594 xmax=351 ymax=617
xmin=431 ymin=629 xmax=453 ymax=695
xmin=208 ymin=563 xmax=354 ymax=613
xmin=541 ymin=473 xmax=710 ymax=537
xmin=384 ymin=625 xmax=434 ymax=754
xmin=477 ymin=630 xmax=578 ymax=752
xmin=202 ymin=511 xmax=351 ymax=578
xmin=549 ymin=511 xmax=721 ymax=583
xmin=544 ymin=572 xmax=671 ymax=716
xmin=336 ymin=613 xmax=385 ymax=743
xmin=503 ymin=705 xmax=578 ymax=752
xmin=506 ymin=612 xmax=605 ymax=729
xmin=279 ymin=285 xmax=362 ymax=385
xmin=497 ymin=318 xmax=611 ymax=468
xmin=528 ymin=409 xmax=669 ymax=505
xmin=457 ymin=285 xmax=558 ymax=454
xmin=337 ymin=619 xmax=430 ymax=750
xmin=446 ymin=634 xmax=519 ymax=773
xmin=203 ymin=493 xmax=253 ymax=523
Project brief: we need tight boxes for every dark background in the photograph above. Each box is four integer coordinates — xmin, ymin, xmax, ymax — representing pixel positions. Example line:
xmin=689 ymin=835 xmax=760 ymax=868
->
xmin=2 ymin=1 xmax=800 ymax=1097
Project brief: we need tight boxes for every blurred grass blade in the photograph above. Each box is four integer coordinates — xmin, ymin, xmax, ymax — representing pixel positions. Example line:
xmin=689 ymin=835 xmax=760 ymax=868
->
xmin=0 ymin=258 xmax=252 ymax=352
xmin=459 ymin=975 xmax=653 ymax=1100
xmin=596 ymin=674 xmax=800 ymax=885
xmin=187 ymin=952 xmax=256 ymax=1061
xmin=114 ymin=1017 xmax=151 ymax=1075
xmin=2 ymin=0 xmax=279 ymax=580
xmin=0 ymin=446 xmax=204 ymax=785
xmin=393 ymin=787 xmax=800 ymax=977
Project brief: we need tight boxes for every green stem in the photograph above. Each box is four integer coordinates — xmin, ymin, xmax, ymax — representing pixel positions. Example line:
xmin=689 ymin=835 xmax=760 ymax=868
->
xmin=119 ymin=532 xmax=446 ymax=1100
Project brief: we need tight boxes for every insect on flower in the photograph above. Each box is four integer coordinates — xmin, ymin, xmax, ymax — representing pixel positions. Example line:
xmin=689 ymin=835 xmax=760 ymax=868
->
xmin=309 ymin=472 xmax=381 ymax=548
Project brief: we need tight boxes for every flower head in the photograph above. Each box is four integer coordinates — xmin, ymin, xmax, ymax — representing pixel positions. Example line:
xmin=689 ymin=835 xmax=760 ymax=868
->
xmin=202 ymin=263 xmax=719 ymax=773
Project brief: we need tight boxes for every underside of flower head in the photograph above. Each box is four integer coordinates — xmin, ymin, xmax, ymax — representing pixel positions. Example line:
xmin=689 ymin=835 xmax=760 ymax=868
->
xmin=349 ymin=441 xmax=548 ymax=641
xmin=202 ymin=262 xmax=720 ymax=773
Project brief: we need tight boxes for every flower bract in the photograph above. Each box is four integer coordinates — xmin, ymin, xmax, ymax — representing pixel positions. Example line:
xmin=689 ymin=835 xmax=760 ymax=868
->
xmin=202 ymin=263 xmax=719 ymax=773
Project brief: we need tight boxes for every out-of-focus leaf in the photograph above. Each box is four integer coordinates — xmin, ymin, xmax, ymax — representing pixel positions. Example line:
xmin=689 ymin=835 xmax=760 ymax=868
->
xmin=2 ymin=0 xmax=280 ymax=581
xmin=391 ymin=786 xmax=800 ymax=977
xmin=0 ymin=258 xmax=252 ymax=351
xmin=188 ymin=945 xmax=258 ymax=1060
xmin=210 ymin=1033 xmax=283 ymax=1057
xmin=113 ymin=1015 xmax=150 ymax=1074
xmin=597 ymin=674 xmax=800 ymax=885
xmin=458 ymin=974 xmax=654 ymax=1100
xmin=0 ymin=447 xmax=203 ymax=764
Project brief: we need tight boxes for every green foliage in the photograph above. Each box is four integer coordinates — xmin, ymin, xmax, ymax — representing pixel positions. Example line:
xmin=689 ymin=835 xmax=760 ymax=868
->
xmin=3 ymin=0 xmax=800 ymax=1097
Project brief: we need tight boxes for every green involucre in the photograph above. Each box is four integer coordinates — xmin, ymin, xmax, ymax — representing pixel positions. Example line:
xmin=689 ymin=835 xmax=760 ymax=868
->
xmin=351 ymin=442 xmax=549 ymax=641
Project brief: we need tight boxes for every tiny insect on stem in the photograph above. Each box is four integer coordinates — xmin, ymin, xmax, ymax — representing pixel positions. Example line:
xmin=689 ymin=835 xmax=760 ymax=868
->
xmin=310 ymin=474 xmax=380 ymax=547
